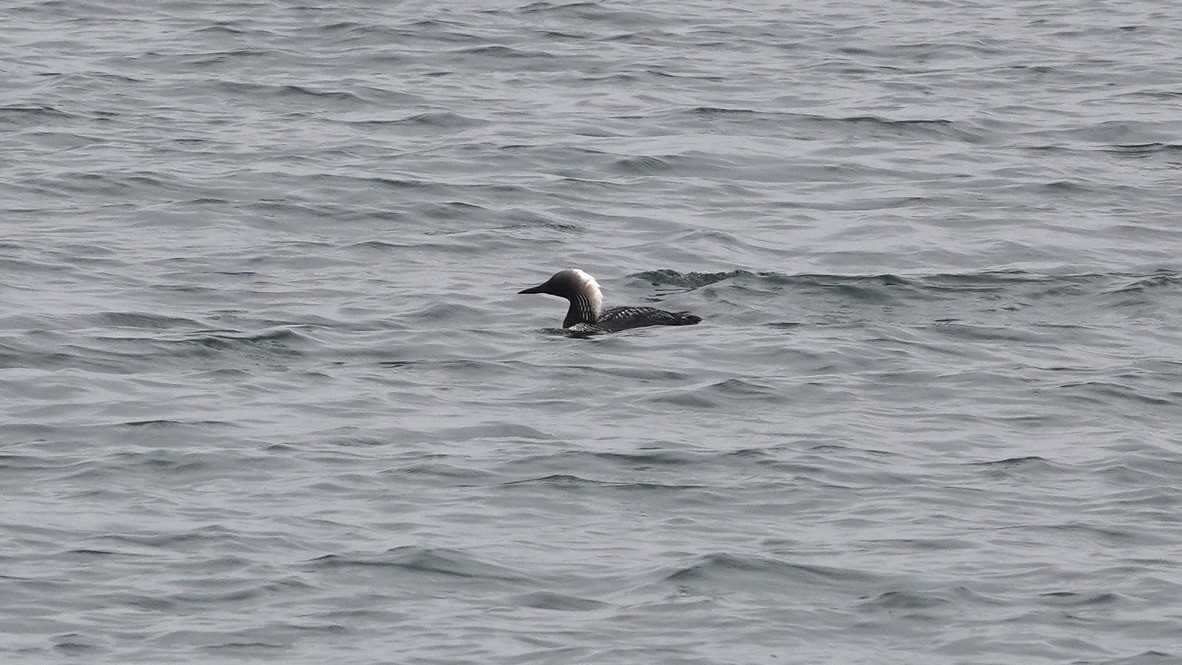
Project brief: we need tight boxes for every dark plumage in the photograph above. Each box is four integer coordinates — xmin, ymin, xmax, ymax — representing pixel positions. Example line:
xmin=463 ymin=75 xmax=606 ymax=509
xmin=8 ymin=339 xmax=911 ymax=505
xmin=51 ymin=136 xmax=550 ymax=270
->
xmin=518 ymin=269 xmax=701 ymax=334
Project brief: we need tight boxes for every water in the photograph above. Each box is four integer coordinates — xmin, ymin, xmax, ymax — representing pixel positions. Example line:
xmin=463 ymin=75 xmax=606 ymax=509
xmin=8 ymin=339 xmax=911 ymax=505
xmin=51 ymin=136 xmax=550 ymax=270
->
xmin=3 ymin=1 xmax=1181 ymax=662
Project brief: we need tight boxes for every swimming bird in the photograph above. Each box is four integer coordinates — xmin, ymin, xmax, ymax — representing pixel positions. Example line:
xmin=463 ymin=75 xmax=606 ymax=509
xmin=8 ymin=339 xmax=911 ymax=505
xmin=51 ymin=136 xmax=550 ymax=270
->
xmin=518 ymin=269 xmax=701 ymax=334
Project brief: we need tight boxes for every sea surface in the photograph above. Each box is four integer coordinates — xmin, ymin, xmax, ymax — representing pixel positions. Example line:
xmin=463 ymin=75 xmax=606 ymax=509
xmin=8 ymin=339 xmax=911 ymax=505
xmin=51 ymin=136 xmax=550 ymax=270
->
xmin=3 ymin=1 xmax=1181 ymax=663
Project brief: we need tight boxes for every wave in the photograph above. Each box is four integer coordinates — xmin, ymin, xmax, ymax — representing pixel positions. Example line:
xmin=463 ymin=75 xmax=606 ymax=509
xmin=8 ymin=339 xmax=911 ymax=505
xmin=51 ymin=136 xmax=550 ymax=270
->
xmin=304 ymin=546 xmax=529 ymax=583
xmin=631 ymin=267 xmax=1182 ymax=298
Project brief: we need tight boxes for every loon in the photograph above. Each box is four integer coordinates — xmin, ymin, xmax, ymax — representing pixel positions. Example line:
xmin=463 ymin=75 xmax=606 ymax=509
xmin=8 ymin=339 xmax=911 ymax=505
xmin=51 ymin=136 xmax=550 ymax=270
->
xmin=518 ymin=269 xmax=701 ymax=334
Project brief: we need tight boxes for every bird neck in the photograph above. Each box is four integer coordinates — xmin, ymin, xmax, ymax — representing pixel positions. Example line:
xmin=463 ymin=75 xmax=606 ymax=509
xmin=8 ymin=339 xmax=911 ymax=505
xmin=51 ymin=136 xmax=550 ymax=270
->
xmin=563 ymin=292 xmax=601 ymax=327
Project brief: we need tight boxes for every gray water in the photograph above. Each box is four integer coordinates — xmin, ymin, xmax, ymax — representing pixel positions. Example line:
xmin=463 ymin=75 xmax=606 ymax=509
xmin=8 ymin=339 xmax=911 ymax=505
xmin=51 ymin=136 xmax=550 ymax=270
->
xmin=3 ymin=1 xmax=1181 ymax=663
